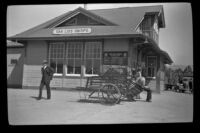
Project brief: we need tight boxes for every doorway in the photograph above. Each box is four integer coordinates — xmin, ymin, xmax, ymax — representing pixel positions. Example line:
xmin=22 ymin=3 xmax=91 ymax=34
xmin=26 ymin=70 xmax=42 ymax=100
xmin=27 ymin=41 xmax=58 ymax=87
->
xmin=147 ymin=56 xmax=157 ymax=77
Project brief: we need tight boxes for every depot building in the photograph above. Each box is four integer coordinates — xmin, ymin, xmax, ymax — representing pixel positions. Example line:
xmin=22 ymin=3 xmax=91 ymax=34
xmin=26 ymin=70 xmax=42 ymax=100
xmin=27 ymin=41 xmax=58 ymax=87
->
xmin=7 ymin=6 xmax=173 ymax=92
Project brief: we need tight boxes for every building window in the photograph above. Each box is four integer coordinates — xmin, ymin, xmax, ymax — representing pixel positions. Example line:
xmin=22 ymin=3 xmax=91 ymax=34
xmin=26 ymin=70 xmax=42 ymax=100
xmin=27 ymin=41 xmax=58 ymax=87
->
xmin=66 ymin=42 xmax=83 ymax=75
xmin=57 ymin=18 xmax=77 ymax=27
xmin=10 ymin=59 xmax=18 ymax=65
xmin=64 ymin=18 xmax=77 ymax=26
xmin=66 ymin=18 xmax=77 ymax=25
xmin=49 ymin=42 xmax=65 ymax=75
xmin=85 ymin=42 xmax=102 ymax=75
xmin=48 ymin=41 xmax=102 ymax=76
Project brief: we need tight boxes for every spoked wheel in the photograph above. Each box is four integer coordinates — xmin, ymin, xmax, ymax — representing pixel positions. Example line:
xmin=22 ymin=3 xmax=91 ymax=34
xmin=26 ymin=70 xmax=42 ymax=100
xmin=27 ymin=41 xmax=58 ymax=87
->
xmin=101 ymin=83 xmax=121 ymax=104
xmin=116 ymin=83 xmax=127 ymax=100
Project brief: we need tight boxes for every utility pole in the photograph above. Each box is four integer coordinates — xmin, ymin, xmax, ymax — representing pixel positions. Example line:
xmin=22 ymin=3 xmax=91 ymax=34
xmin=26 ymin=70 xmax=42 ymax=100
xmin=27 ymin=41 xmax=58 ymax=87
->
xmin=84 ymin=4 xmax=87 ymax=10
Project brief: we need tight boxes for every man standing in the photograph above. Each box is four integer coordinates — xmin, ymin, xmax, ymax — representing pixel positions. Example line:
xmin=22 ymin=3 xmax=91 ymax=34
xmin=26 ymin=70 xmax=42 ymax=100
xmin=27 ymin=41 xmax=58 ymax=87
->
xmin=135 ymin=69 xmax=152 ymax=102
xmin=38 ymin=60 xmax=54 ymax=100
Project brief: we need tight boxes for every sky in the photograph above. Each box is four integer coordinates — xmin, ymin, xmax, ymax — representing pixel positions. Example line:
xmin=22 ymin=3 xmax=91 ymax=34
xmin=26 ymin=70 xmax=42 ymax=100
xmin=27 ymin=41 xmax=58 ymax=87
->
xmin=7 ymin=3 xmax=193 ymax=66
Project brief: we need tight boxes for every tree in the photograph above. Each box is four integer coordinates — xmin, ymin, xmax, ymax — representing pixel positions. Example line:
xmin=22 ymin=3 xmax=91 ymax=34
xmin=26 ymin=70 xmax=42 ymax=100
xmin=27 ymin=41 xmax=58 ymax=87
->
xmin=176 ymin=68 xmax=183 ymax=80
xmin=183 ymin=65 xmax=193 ymax=77
xmin=184 ymin=65 xmax=192 ymax=73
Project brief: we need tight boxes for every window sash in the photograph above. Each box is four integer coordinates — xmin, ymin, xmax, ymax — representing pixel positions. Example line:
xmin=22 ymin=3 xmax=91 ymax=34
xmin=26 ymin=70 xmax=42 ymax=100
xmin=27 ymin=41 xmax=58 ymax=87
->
xmin=49 ymin=42 xmax=65 ymax=74
xmin=85 ymin=42 xmax=102 ymax=75
xmin=48 ymin=41 xmax=102 ymax=76
xmin=65 ymin=42 xmax=83 ymax=75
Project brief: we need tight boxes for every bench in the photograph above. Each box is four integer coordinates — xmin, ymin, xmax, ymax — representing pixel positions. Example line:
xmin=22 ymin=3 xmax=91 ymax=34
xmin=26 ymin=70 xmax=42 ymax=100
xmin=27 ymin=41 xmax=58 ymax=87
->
xmin=85 ymin=76 xmax=104 ymax=98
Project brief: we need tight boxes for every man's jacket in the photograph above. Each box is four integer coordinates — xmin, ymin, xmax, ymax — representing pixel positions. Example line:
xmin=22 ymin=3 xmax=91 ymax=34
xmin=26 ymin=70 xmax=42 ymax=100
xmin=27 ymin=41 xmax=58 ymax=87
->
xmin=41 ymin=66 xmax=54 ymax=84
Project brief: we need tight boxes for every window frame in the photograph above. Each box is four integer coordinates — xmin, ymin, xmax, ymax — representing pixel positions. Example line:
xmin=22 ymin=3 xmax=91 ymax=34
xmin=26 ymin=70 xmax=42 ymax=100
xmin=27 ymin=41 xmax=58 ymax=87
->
xmin=84 ymin=41 xmax=102 ymax=77
xmin=63 ymin=18 xmax=77 ymax=26
xmin=48 ymin=41 xmax=65 ymax=76
xmin=10 ymin=59 xmax=18 ymax=65
xmin=48 ymin=40 xmax=103 ymax=77
xmin=65 ymin=41 xmax=83 ymax=76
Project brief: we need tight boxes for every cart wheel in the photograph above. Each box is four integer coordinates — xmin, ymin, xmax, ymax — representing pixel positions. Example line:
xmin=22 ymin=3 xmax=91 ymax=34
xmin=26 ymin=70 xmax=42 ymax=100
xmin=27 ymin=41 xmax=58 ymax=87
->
xmin=102 ymin=83 xmax=121 ymax=104
xmin=117 ymin=83 xmax=126 ymax=100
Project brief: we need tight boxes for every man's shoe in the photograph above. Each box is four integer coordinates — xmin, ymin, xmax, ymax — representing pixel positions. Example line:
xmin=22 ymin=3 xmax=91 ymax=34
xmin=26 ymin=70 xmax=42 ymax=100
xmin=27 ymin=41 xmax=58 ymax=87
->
xmin=132 ymin=99 xmax=136 ymax=102
xmin=37 ymin=97 xmax=42 ymax=100
xmin=129 ymin=97 xmax=136 ymax=102
xmin=146 ymin=99 xmax=152 ymax=102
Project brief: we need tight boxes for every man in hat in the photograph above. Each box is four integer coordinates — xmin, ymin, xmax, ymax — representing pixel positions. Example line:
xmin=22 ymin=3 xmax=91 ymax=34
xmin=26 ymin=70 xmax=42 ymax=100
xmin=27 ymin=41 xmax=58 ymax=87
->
xmin=38 ymin=60 xmax=54 ymax=100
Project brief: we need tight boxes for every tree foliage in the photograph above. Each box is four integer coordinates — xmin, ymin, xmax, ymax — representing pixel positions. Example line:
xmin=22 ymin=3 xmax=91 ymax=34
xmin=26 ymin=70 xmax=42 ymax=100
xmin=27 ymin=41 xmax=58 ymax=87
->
xmin=164 ymin=65 xmax=192 ymax=84
xmin=183 ymin=65 xmax=193 ymax=73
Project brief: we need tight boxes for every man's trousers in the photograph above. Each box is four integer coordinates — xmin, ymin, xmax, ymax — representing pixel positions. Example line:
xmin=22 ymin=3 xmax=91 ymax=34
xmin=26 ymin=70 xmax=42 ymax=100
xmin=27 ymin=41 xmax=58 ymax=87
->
xmin=143 ymin=86 xmax=152 ymax=101
xmin=38 ymin=81 xmax=51 ymax=99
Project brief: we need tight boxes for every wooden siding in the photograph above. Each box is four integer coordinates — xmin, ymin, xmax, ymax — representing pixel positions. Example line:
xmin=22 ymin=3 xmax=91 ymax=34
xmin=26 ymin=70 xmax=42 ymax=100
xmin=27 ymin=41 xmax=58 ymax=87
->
xmin=22 ymin=40 xmax=47 ymax=87
xmin=21 ymin=38 xmax=164 ymax=91
xmin=7 ymin=48 xmax=25 ymax=87
xmin=60 ymin=78 xmax=87 ymax=88
xmin=23 ymin=65 xmax=87 ymax=88
xmin=26 ymin=40 xmax=47 ymax=65
xmin=129 ymin=41 xmax=138 ymax=68
xmin=22 ymin=65 xmax=42 ymax=87
xmin=104 ymin=38 xmax=129 ymax=51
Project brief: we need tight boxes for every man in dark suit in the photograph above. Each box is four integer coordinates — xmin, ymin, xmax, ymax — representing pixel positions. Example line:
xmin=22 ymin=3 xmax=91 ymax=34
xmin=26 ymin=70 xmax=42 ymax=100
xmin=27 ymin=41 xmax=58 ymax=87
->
xmin=38 ymin=60 xmax=54 ymax=100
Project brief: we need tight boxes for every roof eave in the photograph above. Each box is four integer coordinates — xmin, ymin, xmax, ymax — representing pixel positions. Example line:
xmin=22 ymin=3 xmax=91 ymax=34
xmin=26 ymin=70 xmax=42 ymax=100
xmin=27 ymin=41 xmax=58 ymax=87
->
xmin=7 ymin=33 xmax=141 ymax=41
xmin=140 ymin=34 xmax=173 ymax=64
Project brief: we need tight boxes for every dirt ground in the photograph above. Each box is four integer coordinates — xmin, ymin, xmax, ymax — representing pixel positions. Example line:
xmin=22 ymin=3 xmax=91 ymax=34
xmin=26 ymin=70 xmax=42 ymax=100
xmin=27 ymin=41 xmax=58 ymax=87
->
xmin=7 ymin=88 xmax=193 ymax=125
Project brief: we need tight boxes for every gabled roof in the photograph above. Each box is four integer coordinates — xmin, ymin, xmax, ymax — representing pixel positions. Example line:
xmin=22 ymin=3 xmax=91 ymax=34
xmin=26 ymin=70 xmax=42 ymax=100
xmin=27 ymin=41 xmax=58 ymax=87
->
xmin=7 ymin=5 xmax=165 ymax=40
xmin=46 ymin=7 xmax=118 ymax=28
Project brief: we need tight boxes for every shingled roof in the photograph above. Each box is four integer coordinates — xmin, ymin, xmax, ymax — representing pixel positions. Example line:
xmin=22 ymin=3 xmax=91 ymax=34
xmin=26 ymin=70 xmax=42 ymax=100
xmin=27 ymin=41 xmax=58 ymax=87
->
xmin=7 ymin=5 xmax=165 ymax=40
xmin=7 ymin=5 xmax=172 ymax=64
xmin=90 ymin=5 xmax=165 ymax=28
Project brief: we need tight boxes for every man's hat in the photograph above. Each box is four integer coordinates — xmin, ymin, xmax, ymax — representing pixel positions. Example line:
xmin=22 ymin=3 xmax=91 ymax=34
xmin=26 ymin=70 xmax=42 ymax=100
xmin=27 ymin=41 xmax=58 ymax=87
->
xmin=42 ymin=60 xmax=48 ymax=64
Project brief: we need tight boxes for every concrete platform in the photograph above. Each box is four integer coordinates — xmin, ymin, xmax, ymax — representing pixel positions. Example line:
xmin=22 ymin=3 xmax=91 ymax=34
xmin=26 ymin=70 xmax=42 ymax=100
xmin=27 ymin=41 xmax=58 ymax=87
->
xmin=7 ymin=88 xmax=193 ymax=125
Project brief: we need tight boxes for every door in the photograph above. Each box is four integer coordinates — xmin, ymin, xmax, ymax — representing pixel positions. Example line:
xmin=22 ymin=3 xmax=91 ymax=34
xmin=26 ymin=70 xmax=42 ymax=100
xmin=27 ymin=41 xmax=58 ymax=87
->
xmin=147 ymin=56 xmax=157 ymax=77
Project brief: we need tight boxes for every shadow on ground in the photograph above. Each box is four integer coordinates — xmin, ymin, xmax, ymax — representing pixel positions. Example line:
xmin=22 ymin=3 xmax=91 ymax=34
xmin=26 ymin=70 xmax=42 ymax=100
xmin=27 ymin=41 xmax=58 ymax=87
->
xmin=77 ymin=95 xmax=149 ymax=105
xmin=77 ymin=98 xmax=118 ymax=106
xmin=30 ymin=96 xmax=48 ymax=100
xmin=51 ymin=87 xmax=101 ymax=93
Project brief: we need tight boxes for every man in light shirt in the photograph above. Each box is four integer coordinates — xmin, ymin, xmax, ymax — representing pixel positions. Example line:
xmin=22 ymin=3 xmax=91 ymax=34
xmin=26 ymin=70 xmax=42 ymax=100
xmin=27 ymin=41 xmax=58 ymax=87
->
xmin=135 ymin=68 xmax=152 ymax=102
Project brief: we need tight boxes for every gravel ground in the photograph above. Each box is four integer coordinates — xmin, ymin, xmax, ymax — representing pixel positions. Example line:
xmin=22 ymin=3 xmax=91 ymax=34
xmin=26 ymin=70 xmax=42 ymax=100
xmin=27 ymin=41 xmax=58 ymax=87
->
xmin=7 ymin=88 xmax=193 ymax=125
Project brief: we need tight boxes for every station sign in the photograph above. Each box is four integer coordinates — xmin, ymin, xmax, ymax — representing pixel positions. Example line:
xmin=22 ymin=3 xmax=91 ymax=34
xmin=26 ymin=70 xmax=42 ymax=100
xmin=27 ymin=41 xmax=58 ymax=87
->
xmin=52 ymin=28 xmax=92 ymax=34
xmin=103 ymin=51 xmax=128 ymax=65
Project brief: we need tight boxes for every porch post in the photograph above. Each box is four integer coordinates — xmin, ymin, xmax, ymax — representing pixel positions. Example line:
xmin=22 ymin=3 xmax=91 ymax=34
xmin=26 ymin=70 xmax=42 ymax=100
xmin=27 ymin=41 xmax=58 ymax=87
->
xmin=22 ymin=41 xmax=27 ymax=89
xmin=80 ymin=65 xmax=85 ymax=87
xmin=156 ymin=69 xmax=161 ymax=93
xmin=128 ymin=40 xmax=132 ymax=68
xmin=156 ymin=55 xmax=161 ymax=93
